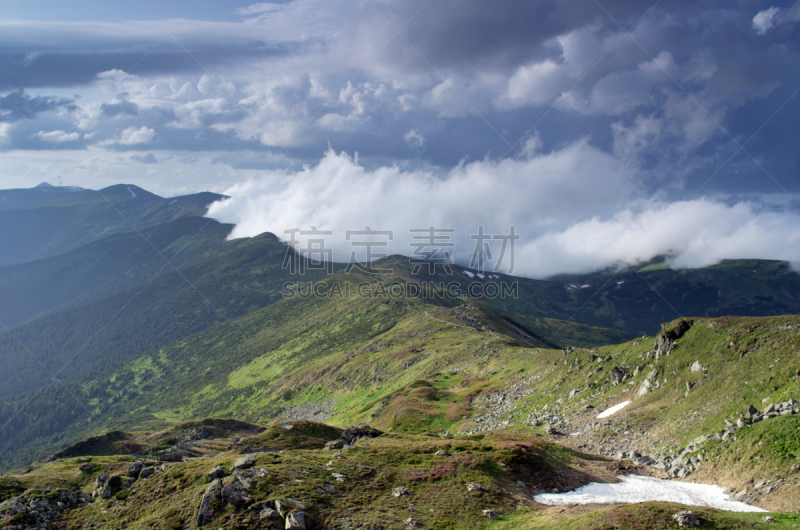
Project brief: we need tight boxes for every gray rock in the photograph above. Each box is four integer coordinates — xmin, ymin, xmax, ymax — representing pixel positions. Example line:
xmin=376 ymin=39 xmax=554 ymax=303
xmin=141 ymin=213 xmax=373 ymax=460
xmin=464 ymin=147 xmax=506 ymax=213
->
xmin=392 ymin=486 xmax=412 ymax=497
xmin=139 ymin=467 xmax=154 ymax=479
xmin=690 ymin=360 xmax=704 ymax=372
xmin=197 ymin=479 xmax=222 ymax=527
xmin=746 ymin=404 xmax=758 ymax=416
xmin=763 ymin=515 xmax=776 ymax=523
xmin=285 ymin=511 xmax=307 ymax=529
xmin=221 ymin=480 xmax=250 ymax=506
xmin=259 ymin=506 xmax=280 ymax=519
xmin=78 ymin=464 xmax=93 ymax=474
xmin=207 ymin=465 xmax=227 ymax=481
xmin=232 ymin=454 xmax=257 ymax=470
xmin=126 ymin=461 xmax=144 ymax=479
xmin=466 ymin=483 xmax=487 ymax=493
xmin=77 ymin=457 xmax=91 ymax=463
xmin=672 ymin=511 xmax=700 ymax=527
xmin=433 ymin=450 xmax=451 ymax=456
xmin=404 ymin=518 xmax=422 ymax=528
xmin=482 ymin=509 xmax=499 ymax=519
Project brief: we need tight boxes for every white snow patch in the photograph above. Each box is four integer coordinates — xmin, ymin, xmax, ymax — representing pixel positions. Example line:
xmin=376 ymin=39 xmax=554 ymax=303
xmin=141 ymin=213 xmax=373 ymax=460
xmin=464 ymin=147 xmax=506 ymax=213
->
xmin=476 ymin=273 xmax=486 ymax=279
xmin=463 ymin=270 xmax=475 ymax=278
xmin=168 ymin=199 xmax=178 ymax=206
xmin=596 ymin=401 xmax=631 ymax=418
xmin=127 ymin=186 xmax=138 ymax=198
xmin=580 ymin=284 xmax=590 ymax=288
xmin=534 ymin=475 xmax=766 ymax=512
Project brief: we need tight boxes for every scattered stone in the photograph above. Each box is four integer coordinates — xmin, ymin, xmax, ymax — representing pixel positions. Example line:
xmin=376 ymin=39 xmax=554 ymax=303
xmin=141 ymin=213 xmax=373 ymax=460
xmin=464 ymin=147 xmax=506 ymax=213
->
xmin=433 ymin=450 xmax=451 ymax=456
xmin=206 ymin=465 xmax=226 ymax=481
xmin=332 ymin=472 xmax=347 ymax=482
xmin=232 ymin=454 xmax=257 ymax=470
xmin=126 ymin=461 xmax=144 ymax=479
xmin=259 ymin=506 xmax=280 ymax=520
xmin=197 ymin=479 xmax=222 ymax=527
xmin=690 ymin=360 xmax=704 ymax=372
xmin=763 ymin=516 xmax=776 ymax=523
xmin=221 ymin=480 xmax=250 ymax=506
xmin=404 ymin=518 xmax=422 ymax=528
xmin=746 ymin=404 xmax=758 ymax=416
xmin=286 ymin=510 xmax=307 ymax=529
xmin=482 ymin=509 xmax=499 ymax=519
xmin=672 ymin=511 xmax=700 ymax=527
xmin=77 ymin=457 xmax=91 ymax=463
xmin=392 ymin=486 xmax=412 ymax=497
xmin=466 ymin=483 xmax=487 ymax=493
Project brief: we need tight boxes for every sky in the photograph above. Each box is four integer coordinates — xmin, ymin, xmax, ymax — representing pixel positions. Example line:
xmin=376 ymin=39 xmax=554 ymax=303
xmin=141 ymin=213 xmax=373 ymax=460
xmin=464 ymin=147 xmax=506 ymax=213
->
xmin=1 ymin=0 xmax=799 ymax=277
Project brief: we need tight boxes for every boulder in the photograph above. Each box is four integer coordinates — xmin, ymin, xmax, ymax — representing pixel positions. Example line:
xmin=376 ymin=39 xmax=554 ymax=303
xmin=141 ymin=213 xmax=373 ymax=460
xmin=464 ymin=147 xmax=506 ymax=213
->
xmin=433 ymin=450 xmax=451 ymax=456
xmin=232 ymin=454 xmax=256 ymax=470
xmin=746 ymin=404 xmax=758 ymax=416
xmin=392 ymin=486 xmax=412 ymax=497
xmin=126 ymin=461 xmax=144 ymax=479
xmin=404 ymin=518 xmax=422 ymax=528
xmin=196 ymin=479 xmax=222 ymax=527
xmin=672 ymin=511 xmax=700 ymax=527
xmin=482 ymin=509 xmax=499 ymax=519
xmin=207 ymin=465 xmax=227 ymax=481
xmin=466 ymin=483 xmax=487 ymax=493
xmin=221 ymin=480 xmax=250 ymax=507
xmin=139 ymin=467 xmax=154 ymax=479
xmin=285 ymin=511 xmax=307 ymax=530
xmin=690 ymin=360 xmax=704 ymax=372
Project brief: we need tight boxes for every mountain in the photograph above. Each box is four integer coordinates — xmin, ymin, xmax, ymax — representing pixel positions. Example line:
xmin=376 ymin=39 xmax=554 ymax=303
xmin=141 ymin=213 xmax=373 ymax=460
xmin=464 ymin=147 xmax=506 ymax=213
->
xmin=0 ymin=183 xmax=224 ymax=266
xmin=0 ymin=278 xmax=797 ymax=527
xmin=0 ymin=182 xmax=84 ymax=210
xmin=0 ymin=182 xmax=799 ymax=528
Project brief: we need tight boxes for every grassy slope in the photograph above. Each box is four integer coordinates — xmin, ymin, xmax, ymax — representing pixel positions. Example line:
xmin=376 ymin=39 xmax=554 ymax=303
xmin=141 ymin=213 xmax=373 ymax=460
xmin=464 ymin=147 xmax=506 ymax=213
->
xmin=0 ymin=184 xmax=223 ymax=266
xmin=0 ymin=284 xmax=798 ymax=526
xmin=0 ymin=216 xmax=233 ymax=328
xmin=0 ymin=225 xmax=332 ymax=400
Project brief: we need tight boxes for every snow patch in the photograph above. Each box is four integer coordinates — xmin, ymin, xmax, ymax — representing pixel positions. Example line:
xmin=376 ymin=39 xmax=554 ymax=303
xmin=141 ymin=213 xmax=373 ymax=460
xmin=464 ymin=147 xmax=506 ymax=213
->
xmin=463 ymin=270 xmax=475 ymax=278
xmin=534 ymin=475 xmax=766 ymax=513
xmin=596 ymin=401 xmax=631 ymax=418
xmin=168 ymin=199 xmax=178 ymax=206
xmin=127 ymin=186 xmax=138 ymax=198
xmin=476 ymin=273 xmax=485 ymax=279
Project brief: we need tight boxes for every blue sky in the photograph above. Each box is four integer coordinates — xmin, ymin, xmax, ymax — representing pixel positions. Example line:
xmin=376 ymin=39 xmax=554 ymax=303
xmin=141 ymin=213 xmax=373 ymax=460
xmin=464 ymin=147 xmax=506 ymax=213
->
xmin=1 ymin=0 xmax=800 ymax=276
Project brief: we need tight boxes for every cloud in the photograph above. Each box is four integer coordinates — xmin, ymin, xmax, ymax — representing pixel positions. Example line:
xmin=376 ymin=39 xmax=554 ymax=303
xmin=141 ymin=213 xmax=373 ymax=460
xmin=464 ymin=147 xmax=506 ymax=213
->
xmin=0 ymin=90 xmax=75 ymax=122
xmin=131 ymin=152 xmax=158 ymax=164
xmin=207 ymin=143 xmax=639 ymax=270
xmin=35 ymin=130 xmax=81 ymax=143
xmin=404 ymin=129 xmax=425 ymax=149
xmin=517 ymin=200 xmax=800 ymax=277
xmin=206 ymin=147 xmax=800 ymax=278
xmin=118 ymin=126 xmax=155 ymax=145
xmin=100 ymin=99 xmax=139 ymax=118
xmin=753 ymin=2 xmax=800 ymax=34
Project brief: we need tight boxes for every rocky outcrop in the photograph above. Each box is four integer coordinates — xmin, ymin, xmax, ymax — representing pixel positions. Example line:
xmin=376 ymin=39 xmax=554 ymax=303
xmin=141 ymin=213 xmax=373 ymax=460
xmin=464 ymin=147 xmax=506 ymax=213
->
xmin=325 ymin=424 xmax=382 ymax=449
xmin=197 ymin=479 xmax=222 ymax=526
xmin=0 ymin=488 xmax=91 ymax=529
xmin=672 ymin=511 xmax=700 ymax=527
xmin=286 ymin=510 xmax=307 ymax=529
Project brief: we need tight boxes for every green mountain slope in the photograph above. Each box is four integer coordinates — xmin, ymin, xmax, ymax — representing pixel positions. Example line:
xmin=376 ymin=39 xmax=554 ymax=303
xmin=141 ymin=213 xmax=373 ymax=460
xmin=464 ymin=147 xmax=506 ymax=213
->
xmin=0 ymin=279 xmax=798 ymax=527
xmin=0 ymin=184 xmax=224 ymax=266
xmin=0 ymin=221 xmax=332 ymax=400
xmin=0 ymin=216 xmax=232 ymax=328
xmin=379 ymin=256 xmax=800 ymax=342
xmin=0 ymin=182 xmax=84 ymax=211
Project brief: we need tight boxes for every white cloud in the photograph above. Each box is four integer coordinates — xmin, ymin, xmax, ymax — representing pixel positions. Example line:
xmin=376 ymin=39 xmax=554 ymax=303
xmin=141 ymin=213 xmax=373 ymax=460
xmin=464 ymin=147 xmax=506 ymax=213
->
xmin=35 ymin=130 xmax=81 ymax=143
xmin=206 ymin=148 xmax=800 ymax=279
xmin=0 ymin=123 xmax=11 ymax=144
xmin=404 ymin=129 xmax=425 ymax=149
xmin=516 ymin=200 xmax=800 ymax=277
xmin=207 ymin=142 xmax=639 ymax=271
xmin=118 ymin=126 xmax=155 ymax=145
xmin=753 ymin=2 xmax=800 ymax=34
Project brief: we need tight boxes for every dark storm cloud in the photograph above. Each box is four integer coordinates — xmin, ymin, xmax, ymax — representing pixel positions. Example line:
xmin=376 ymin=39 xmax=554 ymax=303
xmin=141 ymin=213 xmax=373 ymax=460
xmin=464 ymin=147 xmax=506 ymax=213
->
xmin=0 ymin=90 xmax=75 ymax=122
xmin=100 ymin=99 xmax=139 ymax=117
